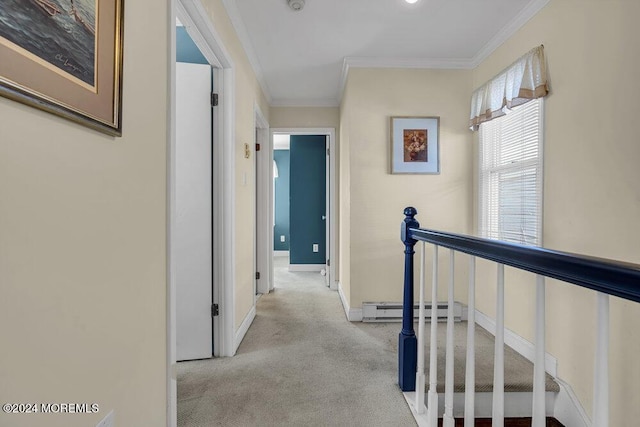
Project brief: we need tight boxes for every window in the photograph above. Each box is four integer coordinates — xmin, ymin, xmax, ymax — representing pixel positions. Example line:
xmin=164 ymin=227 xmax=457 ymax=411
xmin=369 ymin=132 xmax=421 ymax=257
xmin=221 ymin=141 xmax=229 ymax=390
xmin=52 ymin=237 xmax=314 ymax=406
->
xmin=478 ymin=98 xmax=543 ymax=245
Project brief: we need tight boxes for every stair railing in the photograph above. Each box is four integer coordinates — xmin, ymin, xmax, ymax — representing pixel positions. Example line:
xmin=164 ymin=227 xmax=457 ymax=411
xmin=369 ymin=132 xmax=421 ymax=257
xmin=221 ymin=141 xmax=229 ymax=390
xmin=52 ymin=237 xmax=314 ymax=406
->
xmin=399 ymin=207 xmax=640 ymax=427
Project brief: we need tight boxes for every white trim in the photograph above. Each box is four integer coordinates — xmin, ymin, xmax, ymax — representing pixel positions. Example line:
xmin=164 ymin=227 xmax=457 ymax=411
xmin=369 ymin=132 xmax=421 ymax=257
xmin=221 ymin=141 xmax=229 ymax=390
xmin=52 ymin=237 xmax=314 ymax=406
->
xmin=338 ymin=282 xmax=363 ymax=322
xmin=273 ymin=134 xmax=290 ymax=150
xmin=254 ymin=103 xmax=271 ymax=295
xmin=470 ymin=0 xmax=552 ymax=68
xmin=220 ymin=0 xmax=272 ymax=104
xmin=553 ymin=378 xmax=591 ymax=427
xmin=404 ymin=391 xmax=557 ymax=423
xmin=273 ymin=250 xmax=289 ymax=257
xmin=167 ymin=4 xmax=178 ymax=427
xmin=220 ymin=68 xmax=237 ymax=358
xmin=217 ymin=0 xmax=548 ymax=107
xmin=234 ymin=305 xmax=256 ymax=353
xmin=177 ymin=1 xmax=233 ymax=68
xmin=173 ymin=0 xmax=237 ymax=355
xmin=173 ymin=0 xmax=237 ymax=364
xmin=288 ymin=264 xmax=325 ymax=272
xmin=475 ymin=309 xmax=557 ymax=377
xmin=337 ymin=2 xmax=550 ymax=103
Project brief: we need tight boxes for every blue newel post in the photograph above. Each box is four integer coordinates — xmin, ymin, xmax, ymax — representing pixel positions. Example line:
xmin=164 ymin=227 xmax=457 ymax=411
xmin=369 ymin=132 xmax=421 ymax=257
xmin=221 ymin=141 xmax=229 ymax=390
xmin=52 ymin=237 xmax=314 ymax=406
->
xmin=399 ymin=207 xmax=419 ymax=391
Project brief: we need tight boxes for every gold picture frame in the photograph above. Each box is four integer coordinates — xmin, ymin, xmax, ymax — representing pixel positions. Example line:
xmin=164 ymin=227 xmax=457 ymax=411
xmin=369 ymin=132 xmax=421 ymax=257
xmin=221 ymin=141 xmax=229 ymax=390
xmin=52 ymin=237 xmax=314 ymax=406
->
xmin=0 ymin=0 xmax=124 ymax=136
xmin=390 ymin=116 xmax=440 ymax=174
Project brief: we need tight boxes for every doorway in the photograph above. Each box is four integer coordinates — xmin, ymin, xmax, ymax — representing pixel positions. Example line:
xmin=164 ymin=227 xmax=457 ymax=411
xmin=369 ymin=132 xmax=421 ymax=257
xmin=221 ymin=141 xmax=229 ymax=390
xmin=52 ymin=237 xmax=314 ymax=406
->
xmin=169 ymin=2 xmax=237 ymax=426
xmin=269 ymin=129 xmax=337 ymax=290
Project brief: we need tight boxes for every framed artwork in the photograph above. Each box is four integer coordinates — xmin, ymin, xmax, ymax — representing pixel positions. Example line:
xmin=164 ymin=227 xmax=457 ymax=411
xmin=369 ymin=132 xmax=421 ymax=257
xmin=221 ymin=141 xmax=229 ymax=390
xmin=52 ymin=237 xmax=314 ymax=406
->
xmin=390 ymin=116 xmax=440 ymax=174
xmin=0 ymin=0 xmax=124 ymax=136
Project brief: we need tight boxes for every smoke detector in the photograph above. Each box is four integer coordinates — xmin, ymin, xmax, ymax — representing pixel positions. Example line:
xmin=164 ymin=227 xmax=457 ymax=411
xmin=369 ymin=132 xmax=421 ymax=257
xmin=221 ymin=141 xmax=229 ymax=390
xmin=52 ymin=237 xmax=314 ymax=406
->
xmin=288 ymin=0 xmax=305 ymax=11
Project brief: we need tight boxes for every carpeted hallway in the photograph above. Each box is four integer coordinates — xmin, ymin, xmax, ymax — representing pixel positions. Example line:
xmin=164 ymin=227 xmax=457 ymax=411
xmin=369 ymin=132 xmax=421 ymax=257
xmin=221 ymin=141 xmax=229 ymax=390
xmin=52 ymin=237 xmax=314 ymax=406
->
xmin=177 ymin=256 xmax=417 ymax=426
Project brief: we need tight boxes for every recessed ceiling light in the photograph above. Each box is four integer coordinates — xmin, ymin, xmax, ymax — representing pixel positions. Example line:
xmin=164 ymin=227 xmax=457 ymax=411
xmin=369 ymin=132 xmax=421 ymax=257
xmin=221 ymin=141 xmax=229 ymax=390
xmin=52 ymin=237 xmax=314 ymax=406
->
xmin=405 ymin=0 xmax=419 ymax=4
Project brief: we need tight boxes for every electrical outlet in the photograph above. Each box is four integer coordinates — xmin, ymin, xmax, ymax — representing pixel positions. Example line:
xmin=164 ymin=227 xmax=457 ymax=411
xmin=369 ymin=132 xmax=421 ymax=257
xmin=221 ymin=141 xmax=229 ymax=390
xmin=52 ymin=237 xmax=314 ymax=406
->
xmin=280 ymin=235 xmax=285 ymax=242
xmin=313 ymin=244 xmax=319 ymax=253
xmin=96 ymin=410 xmax=114 ymax=427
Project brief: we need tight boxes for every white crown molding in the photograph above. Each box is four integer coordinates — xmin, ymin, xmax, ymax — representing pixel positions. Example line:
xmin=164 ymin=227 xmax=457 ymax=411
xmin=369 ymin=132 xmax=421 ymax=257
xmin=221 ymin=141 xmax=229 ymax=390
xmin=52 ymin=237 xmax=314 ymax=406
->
xmin=221 ymin=0 xmax=549 ymax=107
xmin=345 ymin=56 xmax=474 ymax=70
xmin=270 ymin=97 xmax=340 ymax=108
xmin=337 ymin=0 xmax=550 ymax=103
xmin=221 ymin=0 xmax=273 ymax=104
xmin=338 ymin=56 xmax=473 ymax=104
xmin=470 ymin=0 xmax=551 ymax=68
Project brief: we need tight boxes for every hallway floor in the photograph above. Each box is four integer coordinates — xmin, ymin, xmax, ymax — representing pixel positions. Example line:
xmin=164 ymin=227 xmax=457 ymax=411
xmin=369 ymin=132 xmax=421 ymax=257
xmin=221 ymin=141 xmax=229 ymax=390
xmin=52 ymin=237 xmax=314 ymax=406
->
xmin=177 ymin=256 xmax=417 ymax=426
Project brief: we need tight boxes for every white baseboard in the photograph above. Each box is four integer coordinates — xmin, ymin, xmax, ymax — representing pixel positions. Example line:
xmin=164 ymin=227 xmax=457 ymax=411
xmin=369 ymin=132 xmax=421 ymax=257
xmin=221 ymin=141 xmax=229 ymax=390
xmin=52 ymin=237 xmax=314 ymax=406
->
xmin=553 ymin=378 xmax=591 ymax=427
xmin=337 ymin=281 xmax=362 ymax=321
xmin=288 ymin=264 xmax=325 ymax=272
xmin=234 ymin=305 xmax=256 ymax=353
xmin=474 ymin=309 xmax=558 ymax=377
xmin=273 ymin=250 xmax=289 ymax=257
xmin=404 ymin=391 xmax=556 ymax=422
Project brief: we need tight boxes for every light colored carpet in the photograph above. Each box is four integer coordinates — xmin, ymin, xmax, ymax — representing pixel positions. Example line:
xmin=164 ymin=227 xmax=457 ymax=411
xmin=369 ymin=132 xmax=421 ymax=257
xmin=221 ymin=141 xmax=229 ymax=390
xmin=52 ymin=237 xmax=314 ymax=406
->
xmin=177 ymin=257 xmax=418 ymax=426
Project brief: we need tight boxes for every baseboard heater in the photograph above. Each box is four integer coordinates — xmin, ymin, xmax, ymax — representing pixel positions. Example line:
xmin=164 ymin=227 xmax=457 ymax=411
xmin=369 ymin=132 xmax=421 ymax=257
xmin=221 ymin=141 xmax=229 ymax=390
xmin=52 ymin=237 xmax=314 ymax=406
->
xmin=361 ymin=302 xmax=463 ymax=323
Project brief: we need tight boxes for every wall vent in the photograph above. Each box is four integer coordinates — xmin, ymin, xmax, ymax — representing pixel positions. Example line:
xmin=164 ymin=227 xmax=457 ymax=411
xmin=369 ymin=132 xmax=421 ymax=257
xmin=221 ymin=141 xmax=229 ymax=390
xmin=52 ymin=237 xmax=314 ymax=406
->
xmin=361 ymin=302 xmax=463 ymax=323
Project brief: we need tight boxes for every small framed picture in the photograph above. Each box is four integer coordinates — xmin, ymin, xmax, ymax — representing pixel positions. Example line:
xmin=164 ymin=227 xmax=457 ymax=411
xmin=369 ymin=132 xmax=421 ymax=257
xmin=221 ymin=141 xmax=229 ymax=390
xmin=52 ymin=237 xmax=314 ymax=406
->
xmin=390 ymin=116 xmax=440 ymax=174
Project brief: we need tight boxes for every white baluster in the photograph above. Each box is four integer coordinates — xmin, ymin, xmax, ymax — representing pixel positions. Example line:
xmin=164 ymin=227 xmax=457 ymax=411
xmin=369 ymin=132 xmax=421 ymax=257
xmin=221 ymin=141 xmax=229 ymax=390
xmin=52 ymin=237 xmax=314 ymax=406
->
xmin=427 ymin=245 xmax=439 ymax=427
xmin=464 ymin=256 xmax=476 ymax=426
xmin=443 ymin=250 xmax=455 ymax=427
xmin=593 ymin=292 xmax=609 ymax=427
xmin=416 ymin=242 xmax=427 ymax=414
xmin=492 ymin=264 xmax=504 ymax=427
xmin=532 ymin=275 xmax=546 ymax=427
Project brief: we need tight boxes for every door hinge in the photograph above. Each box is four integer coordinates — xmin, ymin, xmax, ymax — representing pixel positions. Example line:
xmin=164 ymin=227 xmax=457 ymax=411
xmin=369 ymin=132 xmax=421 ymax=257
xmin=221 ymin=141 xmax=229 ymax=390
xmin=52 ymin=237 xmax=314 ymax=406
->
xmin=327 ymin=148 xmax=330 ymax=156
xmin=256 ymin=143 xmax=261 ymax=152
xmin=327 ymin=259 xmax=330 ymax=267
xmin=211 ymin=93 xmax=218 ymax=107
xmin=211 ymin=303 xmax=219 ymax=317
xmin=256 ymin=271 xmax=261 ymax=280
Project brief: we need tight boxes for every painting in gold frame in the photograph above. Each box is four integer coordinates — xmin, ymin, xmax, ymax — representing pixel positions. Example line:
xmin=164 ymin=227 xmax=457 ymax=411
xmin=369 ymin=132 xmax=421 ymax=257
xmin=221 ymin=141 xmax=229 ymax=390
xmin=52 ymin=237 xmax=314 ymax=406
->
xmin=0 ymin=0 xmax=124 ymax=136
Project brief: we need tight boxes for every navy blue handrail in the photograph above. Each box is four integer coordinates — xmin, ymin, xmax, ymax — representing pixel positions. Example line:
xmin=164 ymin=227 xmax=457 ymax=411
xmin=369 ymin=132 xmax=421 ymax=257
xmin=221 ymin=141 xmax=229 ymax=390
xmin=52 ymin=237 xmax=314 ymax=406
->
xmin=408 ymin=226 xmax=640 ymax=304
xmin=397 ymin=207 xmax=640 ymax=392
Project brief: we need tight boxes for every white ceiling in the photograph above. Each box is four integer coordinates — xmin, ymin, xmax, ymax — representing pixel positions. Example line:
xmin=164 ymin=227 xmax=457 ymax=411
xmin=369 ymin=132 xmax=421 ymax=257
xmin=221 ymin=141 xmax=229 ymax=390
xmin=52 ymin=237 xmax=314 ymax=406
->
xmin=223 ymin=0 xmax=549 ymax=106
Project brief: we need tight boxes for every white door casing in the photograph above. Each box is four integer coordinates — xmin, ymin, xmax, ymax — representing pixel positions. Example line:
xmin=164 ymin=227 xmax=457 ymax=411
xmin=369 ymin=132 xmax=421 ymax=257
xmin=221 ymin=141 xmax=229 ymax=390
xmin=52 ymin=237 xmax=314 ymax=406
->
xmin=170 ymin=1 xmax=238 ymax=426
xmin=269 ymin=128 xmax=337 ymax=290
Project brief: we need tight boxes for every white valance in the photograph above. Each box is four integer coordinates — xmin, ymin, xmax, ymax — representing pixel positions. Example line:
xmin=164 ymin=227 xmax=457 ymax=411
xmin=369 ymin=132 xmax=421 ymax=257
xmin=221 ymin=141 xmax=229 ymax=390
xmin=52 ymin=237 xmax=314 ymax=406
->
xmin=469 ymin=45 xmax=548 ymax=131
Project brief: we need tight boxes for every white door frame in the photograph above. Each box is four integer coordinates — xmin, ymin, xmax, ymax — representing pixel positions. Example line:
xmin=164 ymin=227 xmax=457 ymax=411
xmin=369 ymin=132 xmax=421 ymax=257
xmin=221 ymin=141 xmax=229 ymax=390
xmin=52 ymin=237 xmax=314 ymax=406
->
xmin=169 ymin=1 xmax=237 ymax=426
xmin=268 ymin=128 xmax=337 ymax=291
xmin=255 ymin=105 xmax=271 ymax=295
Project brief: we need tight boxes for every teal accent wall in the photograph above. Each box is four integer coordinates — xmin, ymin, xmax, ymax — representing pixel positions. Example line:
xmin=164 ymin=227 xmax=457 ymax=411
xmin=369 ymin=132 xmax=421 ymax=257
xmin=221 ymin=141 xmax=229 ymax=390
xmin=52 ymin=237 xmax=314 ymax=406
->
xmin=273 ymin=150 xmax=290 ymax=251
xmin=176 ymin=27 xmax=208 ymax=64
xmin=289 ymin=135 xmax=326 ymax=265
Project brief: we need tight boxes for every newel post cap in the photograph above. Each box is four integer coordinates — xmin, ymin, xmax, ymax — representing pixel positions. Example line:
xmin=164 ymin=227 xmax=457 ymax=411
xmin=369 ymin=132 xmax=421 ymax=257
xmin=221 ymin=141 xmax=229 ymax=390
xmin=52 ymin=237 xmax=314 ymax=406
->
xmin=401 ymin=207 xmax=419 ymax=245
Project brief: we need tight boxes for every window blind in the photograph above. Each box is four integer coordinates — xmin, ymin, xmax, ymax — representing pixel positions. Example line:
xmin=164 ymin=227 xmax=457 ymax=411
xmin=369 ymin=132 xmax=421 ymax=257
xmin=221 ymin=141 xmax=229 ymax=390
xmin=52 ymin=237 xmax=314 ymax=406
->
xmin=479 ymin=98 xmax=543 ymax=245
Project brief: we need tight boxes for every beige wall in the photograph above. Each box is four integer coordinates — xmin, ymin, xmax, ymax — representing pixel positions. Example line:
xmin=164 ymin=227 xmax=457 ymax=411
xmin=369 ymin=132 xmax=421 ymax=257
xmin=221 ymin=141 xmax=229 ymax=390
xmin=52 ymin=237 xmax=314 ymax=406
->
xmin=340 ymin=68 xmax=473 ymax=309
xmin=269 ymin=106 xmax=339 ymax=129
xmin=201 ymin=0 xmax=270 ymax=331
xmin=472 ymin=0 xmax=640 ymax=423
xmin=0 ymin=1 xmax=169 ymax=426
